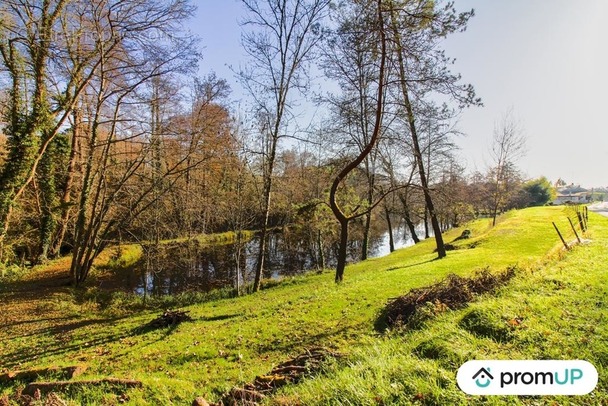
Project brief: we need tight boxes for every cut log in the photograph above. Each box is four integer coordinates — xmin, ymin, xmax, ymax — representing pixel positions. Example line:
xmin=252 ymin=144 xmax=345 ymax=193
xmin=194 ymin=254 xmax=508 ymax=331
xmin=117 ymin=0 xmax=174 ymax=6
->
xmin=23 ymin=378 xmax=142 ymax=396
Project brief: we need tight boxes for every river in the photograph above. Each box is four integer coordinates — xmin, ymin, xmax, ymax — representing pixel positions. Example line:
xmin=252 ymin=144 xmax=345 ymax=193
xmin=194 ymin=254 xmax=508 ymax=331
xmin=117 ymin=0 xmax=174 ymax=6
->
xmin=130 ymin=222 xmax=428 ymax=296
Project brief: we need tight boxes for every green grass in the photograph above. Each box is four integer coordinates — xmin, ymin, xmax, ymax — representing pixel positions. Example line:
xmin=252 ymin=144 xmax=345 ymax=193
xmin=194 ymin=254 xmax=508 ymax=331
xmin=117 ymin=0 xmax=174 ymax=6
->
xmin=275 ymin=209 xmax=608 ymax=405
xmin=1 ymin=206 xmax=605 ymax=405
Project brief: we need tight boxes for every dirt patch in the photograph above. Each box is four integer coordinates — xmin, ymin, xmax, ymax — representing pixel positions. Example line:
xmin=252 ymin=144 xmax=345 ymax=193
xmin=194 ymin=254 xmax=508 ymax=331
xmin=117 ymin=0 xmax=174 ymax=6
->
xmin=376 ymin=266 xmax=517 ymax=330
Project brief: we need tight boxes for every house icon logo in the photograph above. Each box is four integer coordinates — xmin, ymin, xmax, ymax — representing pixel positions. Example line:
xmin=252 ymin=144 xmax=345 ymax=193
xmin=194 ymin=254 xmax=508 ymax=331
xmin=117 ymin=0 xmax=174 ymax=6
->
xmin=472 ymin=367 xmax=494 ymax=388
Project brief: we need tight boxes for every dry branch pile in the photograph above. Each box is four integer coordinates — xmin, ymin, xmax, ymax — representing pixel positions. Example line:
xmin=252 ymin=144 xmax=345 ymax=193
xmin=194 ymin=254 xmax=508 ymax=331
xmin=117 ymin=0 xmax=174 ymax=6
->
xmin=201 ymin=347 xmax=341 ymax=406
xmin=379 ymin=266 xmax=517 ymax=329
xmin=142 ymin=310 xmax=193 ymax=330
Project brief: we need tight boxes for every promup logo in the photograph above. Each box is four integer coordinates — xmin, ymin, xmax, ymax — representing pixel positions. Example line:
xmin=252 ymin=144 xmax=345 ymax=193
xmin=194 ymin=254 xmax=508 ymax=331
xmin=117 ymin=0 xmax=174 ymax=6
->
xmin=472 ymin=367 xmax=494 ymax=388
xmin=457 ymin=360 xmax=597 ymax=395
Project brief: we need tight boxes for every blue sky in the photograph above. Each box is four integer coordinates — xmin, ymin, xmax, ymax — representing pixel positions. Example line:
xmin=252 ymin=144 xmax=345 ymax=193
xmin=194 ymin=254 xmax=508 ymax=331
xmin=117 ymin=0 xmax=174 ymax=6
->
xmin=192 ymin=0 xmax=608 ymax=188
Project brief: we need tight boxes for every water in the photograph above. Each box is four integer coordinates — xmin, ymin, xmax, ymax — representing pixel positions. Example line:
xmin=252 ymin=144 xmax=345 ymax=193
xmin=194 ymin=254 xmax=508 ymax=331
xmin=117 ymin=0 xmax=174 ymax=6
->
xmin=132 ymin=223 xmax=424 ymax=296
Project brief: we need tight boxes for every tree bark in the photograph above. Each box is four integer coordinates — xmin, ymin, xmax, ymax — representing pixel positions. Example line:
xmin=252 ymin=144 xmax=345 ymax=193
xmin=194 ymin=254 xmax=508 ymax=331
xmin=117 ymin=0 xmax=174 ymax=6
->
xmin=37 ymin=137 xmax=57 ymax=263
xmin=384 ymin=205 xmax=394 ymax=253
xmin=400 ymin=195 xmax=420 ymax=244
xmin=253 ymin=135 xmax=277 ymax=292
xmin=334 ymin=220 xmax=349 ymax=283
xmin=316 ymin=229 xmax=325 ymax=270
xmin=50 ymin=107 xmax=81 ymax=257
xmin=361 ymin=211 xmax=371 ymax=261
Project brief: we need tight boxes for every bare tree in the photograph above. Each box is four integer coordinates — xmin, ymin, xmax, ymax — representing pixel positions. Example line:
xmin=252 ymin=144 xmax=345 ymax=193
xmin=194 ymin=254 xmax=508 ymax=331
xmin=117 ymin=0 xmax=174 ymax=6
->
xmin=68 ymin=0 xmax=200 ymax=285
xmin=488 ymin=108 xmax=526 ymax=226
xmin=386 ymin=0 xmax=480 ymax=258
xmin=328 ymin=0 xmax=388 ymax=283
xmin=239 ymin=0 xmax=330 ymax=292
xmin=321 ymin=1 xmax=387 ymax=262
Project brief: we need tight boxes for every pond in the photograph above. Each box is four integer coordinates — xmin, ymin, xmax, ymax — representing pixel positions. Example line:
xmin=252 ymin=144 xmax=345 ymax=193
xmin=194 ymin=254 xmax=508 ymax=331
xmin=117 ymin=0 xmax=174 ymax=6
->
xmin=129 ymin=222 xmax=428 ymax=296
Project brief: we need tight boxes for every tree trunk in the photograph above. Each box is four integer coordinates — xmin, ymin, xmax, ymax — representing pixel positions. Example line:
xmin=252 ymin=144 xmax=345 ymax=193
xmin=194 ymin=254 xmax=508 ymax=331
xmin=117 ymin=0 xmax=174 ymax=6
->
xmin=253 ymin=151 xmax=276 ymax=292
xmin=50 ymin=108 xmax=81 ymax=257
xmin=316 ymin=229 xmax=325 ymax=270
xmin=361 ymin=211 xmax=371 ymax=261
xmin=424 ymin=205 xmax=430 ymax=239
xmin=329 ymin=0 xmax=387 ymax=283
xmin=402 ymin=204 xmax=420 ymax=244
xmin=253 ymin=226 xmax=268 ymax=292
xmin=398 ymin=191 xmax=420 ymax=244
xmin=335 ymin=220 xmax=349 ymax=283
xmin=385 ymin=205 xmax=394 ymax=253
xmin=37 ymin=138 xmax=57 ymax=263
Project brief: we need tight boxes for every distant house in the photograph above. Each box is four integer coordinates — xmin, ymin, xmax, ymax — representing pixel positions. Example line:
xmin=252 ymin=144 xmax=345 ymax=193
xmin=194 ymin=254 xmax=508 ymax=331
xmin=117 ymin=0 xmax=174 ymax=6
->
xmin=554 ymin=190 xmax=591 ymax=205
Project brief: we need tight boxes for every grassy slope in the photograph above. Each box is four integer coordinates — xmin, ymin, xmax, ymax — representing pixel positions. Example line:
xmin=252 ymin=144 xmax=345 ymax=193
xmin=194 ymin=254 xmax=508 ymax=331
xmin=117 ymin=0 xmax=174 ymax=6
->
xmin=277 ymin=209 xmax=608 ymax=405
xmin=0 ymin=206 xmax=604 ymax=405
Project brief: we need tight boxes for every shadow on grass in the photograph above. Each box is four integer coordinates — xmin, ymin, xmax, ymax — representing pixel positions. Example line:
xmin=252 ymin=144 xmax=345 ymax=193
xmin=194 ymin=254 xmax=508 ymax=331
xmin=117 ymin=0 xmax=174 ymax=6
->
xmin=9 ymin=316 xmax=131 ymax=341
xmin=385 ymin=258 xmax=438 ymax=272
xmin=1 ymin=317 xmax=134 ymax=370
xmin=201 ymin=313 xmax=240 ymax=322
xmin=253 ymin=324 xmax=355 ymax=356
xmin=3 ymin=315 xmax=76 ymax=329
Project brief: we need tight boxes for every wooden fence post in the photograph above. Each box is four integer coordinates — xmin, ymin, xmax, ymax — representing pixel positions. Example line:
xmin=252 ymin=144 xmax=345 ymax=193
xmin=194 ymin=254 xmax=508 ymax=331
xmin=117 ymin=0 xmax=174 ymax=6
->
xmin=568 ymin=218 xmax=581 ymax=244
xmin=577 ymin=212 xmax=586 ymax=233
xmin=553 ymin=222 xmax=570 ymax=250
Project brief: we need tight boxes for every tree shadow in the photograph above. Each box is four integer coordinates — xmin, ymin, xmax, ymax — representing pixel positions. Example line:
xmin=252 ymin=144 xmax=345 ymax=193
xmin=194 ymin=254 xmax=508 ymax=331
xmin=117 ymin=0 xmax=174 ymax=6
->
xmin=1 ymin=318 xmax=134 ymax=370
xmin=201 ymin=313 xmax=239 ymax=322
xmin=385 ymin=258 xmax=436 ymax=272
xmin=253 ymin=324 xmax=353 ymax=356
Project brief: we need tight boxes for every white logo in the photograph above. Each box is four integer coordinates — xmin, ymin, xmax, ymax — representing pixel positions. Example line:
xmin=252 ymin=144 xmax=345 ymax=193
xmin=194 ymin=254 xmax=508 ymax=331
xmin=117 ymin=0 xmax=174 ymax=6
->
xmin=457 ymin=360 xmax=598 ymax=395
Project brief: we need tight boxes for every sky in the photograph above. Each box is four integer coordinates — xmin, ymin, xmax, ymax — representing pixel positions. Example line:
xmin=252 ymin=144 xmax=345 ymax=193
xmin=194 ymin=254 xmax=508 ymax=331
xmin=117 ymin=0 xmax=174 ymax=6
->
xmin=193 ymin=0 xmax=608 ymax=188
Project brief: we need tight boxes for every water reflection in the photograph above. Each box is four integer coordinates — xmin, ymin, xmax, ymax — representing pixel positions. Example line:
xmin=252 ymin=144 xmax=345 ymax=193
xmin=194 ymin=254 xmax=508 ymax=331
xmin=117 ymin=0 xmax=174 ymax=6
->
xmin=133 ymin=224 xmax=422 ymax=295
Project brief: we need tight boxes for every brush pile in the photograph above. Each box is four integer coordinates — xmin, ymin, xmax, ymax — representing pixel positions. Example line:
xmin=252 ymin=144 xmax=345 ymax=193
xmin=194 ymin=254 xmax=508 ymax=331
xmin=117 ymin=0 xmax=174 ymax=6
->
xmin=200 ymin=347 xmax=340 ymax=405
xmin=379 ymin=266 xmax=516 ymax=329
xmin=144 ymin=310 xmax=192 ymax=329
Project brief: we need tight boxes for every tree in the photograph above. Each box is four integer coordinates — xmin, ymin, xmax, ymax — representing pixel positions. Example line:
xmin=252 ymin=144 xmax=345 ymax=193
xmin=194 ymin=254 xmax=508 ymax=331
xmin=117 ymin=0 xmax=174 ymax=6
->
xmin=0 ymin=0 xmax=99 ymax=259
xmin=67 ymin=0 xmax=200 ymax=285
xmin=434 ymin=160 xmax=475 ymax=228
xmin=488 ymin=108 xmax=526 ymax=225
xmin=328 ymin=0 xmax=388 ymax=283
xmin=239 ymin=0 xmax=330 ymax=292
xmin=523 ymin=177 xmax=555 ymax=207
xmin=321 ymin=0 xmax=388 ymax=262
xmin=386 ymin=0 xmax=480 ymax=258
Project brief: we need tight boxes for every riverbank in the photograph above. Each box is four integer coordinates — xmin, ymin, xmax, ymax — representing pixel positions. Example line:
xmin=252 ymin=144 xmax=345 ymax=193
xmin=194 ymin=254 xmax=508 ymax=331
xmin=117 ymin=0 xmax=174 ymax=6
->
xmin=1 ymin=206 xmax=606 ymax=405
